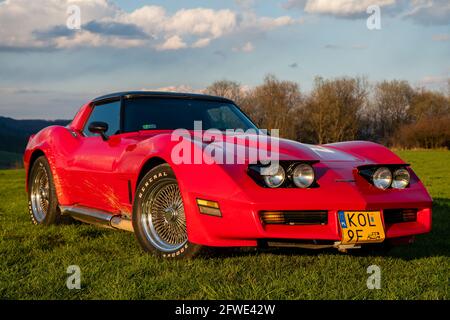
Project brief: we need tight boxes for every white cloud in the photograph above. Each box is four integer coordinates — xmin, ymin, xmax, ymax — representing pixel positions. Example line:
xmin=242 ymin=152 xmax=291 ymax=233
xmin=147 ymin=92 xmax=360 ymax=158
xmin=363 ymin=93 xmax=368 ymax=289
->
xmin=419 ymin=74 xmax=449 ymax=86
xmin=238 ymin=11 xmax=299 ymax=31
xmin=283 ymin=0 xmax=450 ymax=24
xmin=304 ymin=0 xmax=395 ymax=16
xmin=403 ymin=0 xmax=450 ymax=25
xmin=417 ymin=73 xmax=450 ymax=91
xmin=49 ymin=27 xmax=147 ymax=49
xmin=0 ymin=0 xmax=121 ymax=49
xmin=118 ymin=6 xmax=238 ymax=40
xmin=0 ymin=0 xmax=120 ymax=48
xmin=119 ymin=5 xmax=167 ymax=37
xmin=259 ymin=15 xmax=298 ymax=28
xmin=192 ymin=38 xmax=212 ymax=48
xmin=232 ymin=41 xmax=255 ymax=53
xmin=142 ymin=85 xmax=204 ymax=94
xmin=165 ymin=8 xmax=237 ymax=39
xmin=0 ymin=0 xmax=299 ymax=51
xmin=156 ymin=35 xmax=187 ymax=51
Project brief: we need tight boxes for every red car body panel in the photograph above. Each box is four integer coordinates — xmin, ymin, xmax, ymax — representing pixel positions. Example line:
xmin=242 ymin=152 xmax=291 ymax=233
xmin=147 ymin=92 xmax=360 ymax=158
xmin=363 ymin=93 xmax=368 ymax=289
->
xmin=24 ymin=97 xmax=432 ymax=247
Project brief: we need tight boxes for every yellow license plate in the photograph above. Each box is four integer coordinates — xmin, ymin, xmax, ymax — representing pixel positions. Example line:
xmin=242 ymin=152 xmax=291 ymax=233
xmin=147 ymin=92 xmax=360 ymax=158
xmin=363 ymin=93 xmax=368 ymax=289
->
xmin=338 ymin=211 xmax=385 ymax=244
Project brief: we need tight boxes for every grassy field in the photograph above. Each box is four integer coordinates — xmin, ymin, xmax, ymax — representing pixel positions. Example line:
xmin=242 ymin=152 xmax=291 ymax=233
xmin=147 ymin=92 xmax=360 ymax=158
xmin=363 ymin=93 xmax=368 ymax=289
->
xmin=0 ymin=150 xmax=448 ymax=299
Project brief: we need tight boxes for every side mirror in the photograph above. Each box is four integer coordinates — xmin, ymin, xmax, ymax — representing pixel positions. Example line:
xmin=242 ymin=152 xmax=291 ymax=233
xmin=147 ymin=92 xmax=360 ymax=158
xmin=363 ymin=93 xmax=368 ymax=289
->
xmin=88 ymin=121 xmax=109 ymax=141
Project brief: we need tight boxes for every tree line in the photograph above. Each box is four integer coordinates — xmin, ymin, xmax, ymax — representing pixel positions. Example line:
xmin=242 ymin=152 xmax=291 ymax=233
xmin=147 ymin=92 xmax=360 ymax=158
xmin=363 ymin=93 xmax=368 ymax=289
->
xmin=205 ymin=75 xmax=450 ymax=149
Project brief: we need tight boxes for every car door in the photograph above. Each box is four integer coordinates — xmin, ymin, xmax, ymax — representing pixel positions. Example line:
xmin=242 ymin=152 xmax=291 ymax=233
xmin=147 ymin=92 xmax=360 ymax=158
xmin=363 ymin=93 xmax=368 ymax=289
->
xmin=67 ymin=99 xmax=130 ymax=213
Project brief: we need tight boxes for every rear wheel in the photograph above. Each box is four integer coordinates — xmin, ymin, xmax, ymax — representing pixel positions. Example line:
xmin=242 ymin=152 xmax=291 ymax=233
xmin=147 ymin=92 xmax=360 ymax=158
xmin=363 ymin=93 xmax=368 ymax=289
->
xmin=28 ymin=156 xmax=63 ymax=225
xmin=132 ymin=164 xmax=202 ymax=258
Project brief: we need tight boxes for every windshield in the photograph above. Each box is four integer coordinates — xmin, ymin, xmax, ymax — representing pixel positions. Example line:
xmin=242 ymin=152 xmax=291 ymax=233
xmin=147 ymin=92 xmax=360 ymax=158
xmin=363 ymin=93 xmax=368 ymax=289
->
xmin=123 ymin=97 xmax=258 ymax=132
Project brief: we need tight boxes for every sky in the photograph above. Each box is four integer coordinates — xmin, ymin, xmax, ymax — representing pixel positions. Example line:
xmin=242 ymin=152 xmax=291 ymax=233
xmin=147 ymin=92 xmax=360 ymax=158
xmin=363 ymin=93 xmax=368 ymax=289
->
xmin=0 ymin=0 xmax=449 ymax=119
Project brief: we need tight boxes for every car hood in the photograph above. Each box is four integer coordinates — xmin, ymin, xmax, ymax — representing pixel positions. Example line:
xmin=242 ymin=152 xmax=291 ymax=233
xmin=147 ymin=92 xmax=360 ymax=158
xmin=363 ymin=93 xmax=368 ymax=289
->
xmin=189 ymin=131 xmax=366 ymax=164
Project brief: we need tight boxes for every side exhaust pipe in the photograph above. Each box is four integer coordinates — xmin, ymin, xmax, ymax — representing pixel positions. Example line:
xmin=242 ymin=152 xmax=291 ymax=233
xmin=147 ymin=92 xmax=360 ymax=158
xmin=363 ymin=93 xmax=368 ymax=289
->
xmin=60 ymin=205 xmax=134 ymax=232
xmin=111 ymin=215 xmax=134 ymax=232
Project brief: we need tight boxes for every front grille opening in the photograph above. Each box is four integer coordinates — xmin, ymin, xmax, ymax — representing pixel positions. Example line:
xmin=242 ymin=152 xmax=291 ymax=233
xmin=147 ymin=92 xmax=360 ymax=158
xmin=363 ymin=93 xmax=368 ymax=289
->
xmin=260 ymin=211 xmax=328 ymax=226
xmin=383 ymin=209 xmax=417 ymax=224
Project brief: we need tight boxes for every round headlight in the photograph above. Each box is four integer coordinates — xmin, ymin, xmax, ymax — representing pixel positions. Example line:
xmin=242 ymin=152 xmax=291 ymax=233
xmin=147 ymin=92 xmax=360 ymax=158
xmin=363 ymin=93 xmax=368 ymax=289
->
xmin=373 ymin=167 xmax=392 ymax=190
xmin=292 ymin=163 xmax=315 ymax=188
xmin=392 ymin=168 xmax=410 ymax=189
xmin=263 ymin=165 xmax=286 ymax=188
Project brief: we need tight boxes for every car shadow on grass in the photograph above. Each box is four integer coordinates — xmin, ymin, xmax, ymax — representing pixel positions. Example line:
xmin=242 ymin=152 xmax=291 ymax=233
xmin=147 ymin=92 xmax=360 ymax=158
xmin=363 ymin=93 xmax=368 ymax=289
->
xmin=198 ymin=198 xmax=450 ymax=260
xmin=385 ymin=198 xmax=450 ymax=260
xmin=198 ymin=246 xmax=339 ymax=259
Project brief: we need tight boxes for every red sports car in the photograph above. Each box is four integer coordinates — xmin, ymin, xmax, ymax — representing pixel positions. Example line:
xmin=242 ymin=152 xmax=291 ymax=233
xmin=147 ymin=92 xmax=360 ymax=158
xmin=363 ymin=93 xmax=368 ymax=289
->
xmin=24 ymin=91 xmax=432 ymax=258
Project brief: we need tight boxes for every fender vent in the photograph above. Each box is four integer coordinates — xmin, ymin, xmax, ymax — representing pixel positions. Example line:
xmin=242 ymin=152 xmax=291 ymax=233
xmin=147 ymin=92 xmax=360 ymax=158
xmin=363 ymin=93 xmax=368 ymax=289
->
xmin=260 ymin=211 xmax=328 ymax=225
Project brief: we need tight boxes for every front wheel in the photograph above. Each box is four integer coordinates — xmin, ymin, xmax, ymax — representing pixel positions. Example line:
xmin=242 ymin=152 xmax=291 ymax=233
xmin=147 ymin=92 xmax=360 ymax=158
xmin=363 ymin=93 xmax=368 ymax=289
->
xmin=28 ymin=156 xmax=63 ymax=225
xmin=132 ymin=164 xmax=202 ymax=259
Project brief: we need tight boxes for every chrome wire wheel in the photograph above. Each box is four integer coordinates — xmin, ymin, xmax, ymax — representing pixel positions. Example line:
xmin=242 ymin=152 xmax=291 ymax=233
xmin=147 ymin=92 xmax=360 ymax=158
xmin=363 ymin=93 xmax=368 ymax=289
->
xmin=141 ymin=180 xmax=188 ymax=252
xmin=30 ymin=164 xmax=50 ymax=223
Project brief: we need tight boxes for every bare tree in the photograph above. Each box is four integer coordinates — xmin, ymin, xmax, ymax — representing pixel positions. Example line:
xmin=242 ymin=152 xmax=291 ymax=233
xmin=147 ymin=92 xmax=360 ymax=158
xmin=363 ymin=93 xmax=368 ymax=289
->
xmin=409 ymin=88 xmax=450 ymax=121
xmin=205 ymin=80 xmax=245 ymax=106
xmin=394 ymin=116 xmax=450 ymax=149
xmin=248 ymin=74 xmax=302 ymax=139
xmin=203 ymin=76 xmax=449 ymax=149
xmin=447 ymin=78 xmax=450 ymax=98
xmin=300 ymin=76 xmax=368 ymax=144
xmin=372 ymin=80 xmax=414 ymax=144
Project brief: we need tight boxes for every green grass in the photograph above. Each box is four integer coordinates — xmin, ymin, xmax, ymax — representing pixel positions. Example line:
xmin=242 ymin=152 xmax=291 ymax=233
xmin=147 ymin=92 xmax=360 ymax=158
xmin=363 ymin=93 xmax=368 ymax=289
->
xmin=0 ymin=150 xmax=449 ymax=299
xmin=0 ymin=151 xmax=22 ymax=169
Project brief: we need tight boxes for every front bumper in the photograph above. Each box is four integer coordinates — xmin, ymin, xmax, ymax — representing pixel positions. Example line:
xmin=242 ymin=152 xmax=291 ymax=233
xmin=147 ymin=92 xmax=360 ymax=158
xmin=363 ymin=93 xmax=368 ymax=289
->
xmin=183 ymin=182 xmax=432 ymax=247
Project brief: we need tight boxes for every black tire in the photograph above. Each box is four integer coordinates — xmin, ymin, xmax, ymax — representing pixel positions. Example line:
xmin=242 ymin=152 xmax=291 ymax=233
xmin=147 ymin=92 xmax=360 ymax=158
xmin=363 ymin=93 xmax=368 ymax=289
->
xmin=28 ymin=156 xmax=63 ymax=225
xmin=132 ymin=164 xmax=202 ymax=259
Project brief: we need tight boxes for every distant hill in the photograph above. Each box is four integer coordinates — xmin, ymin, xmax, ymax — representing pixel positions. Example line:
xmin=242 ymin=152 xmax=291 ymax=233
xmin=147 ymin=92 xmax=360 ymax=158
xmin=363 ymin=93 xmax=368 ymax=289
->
xmin=0 ymin=151 xmax=23 ymax=169
xmin=0 ymin=116 xmax=70 ymax=168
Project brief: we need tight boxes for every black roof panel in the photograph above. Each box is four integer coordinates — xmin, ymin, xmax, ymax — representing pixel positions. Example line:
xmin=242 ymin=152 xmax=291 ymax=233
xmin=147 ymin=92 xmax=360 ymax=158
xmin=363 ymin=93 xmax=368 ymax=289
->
xmin=92 ymin=91 xmax=233 ymax=104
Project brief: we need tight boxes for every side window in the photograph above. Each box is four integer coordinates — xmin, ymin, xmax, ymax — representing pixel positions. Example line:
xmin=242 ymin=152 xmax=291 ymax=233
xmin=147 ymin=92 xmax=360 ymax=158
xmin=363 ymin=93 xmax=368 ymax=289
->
xmin=84 ymin=100 xmax=121 ymax=137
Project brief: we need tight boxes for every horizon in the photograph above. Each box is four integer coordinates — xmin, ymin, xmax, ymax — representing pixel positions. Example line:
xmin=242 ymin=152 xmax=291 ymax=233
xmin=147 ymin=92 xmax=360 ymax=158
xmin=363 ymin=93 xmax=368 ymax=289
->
xmin=1 ymin=76 xmax=449 ymax=121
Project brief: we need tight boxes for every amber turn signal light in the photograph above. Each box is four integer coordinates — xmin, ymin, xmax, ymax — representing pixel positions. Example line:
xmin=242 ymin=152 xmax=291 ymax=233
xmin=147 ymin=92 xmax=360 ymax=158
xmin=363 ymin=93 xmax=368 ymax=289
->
xmin=196 ymin=199 xmax=222 ymax=217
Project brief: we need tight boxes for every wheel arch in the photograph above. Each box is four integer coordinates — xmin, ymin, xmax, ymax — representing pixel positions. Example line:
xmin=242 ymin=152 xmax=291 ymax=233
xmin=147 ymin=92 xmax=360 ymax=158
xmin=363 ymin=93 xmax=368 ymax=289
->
xmin=135 ymin=156 xmax=168 ymax=190
xmin=26 ymin=149 xmax=46 ymax=191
